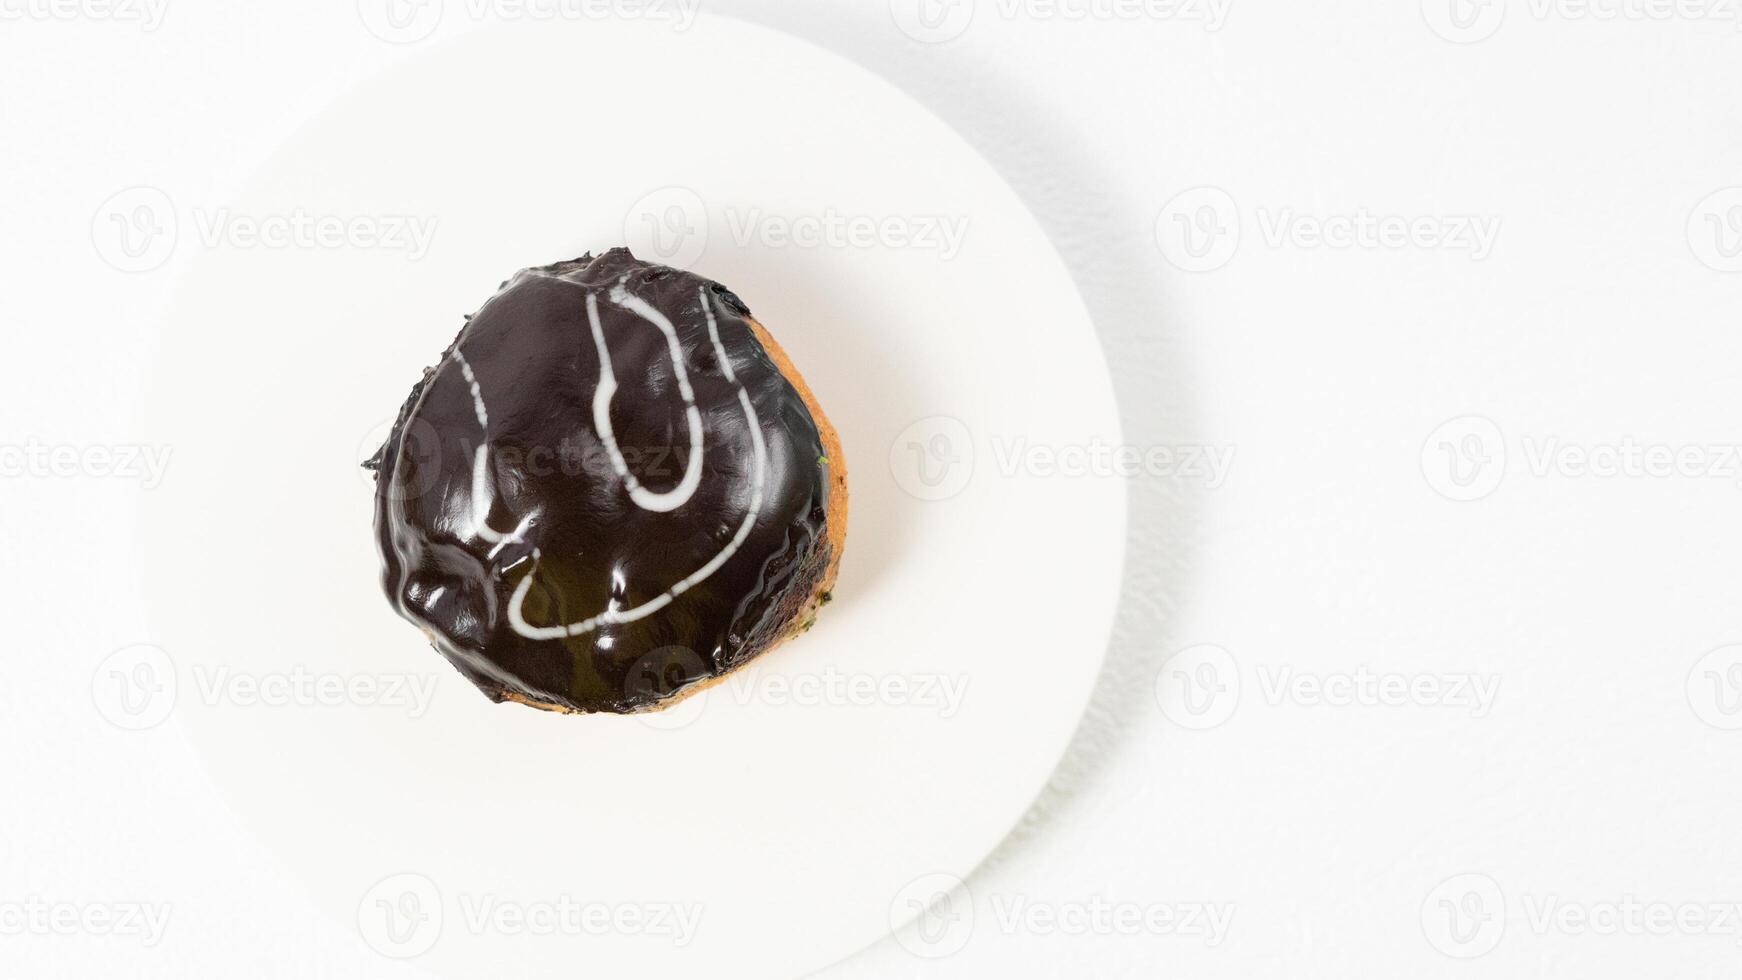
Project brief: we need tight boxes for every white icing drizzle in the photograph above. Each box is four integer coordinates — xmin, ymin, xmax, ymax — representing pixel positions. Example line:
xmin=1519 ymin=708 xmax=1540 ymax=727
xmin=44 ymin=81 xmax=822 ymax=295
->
xmin=590 ymin=284 xmax=706 ymax=513
xmin=505 ymin=283 xmax=770 ymax=641
xmin=454 ymin=350 xmax=488 ymax=428
xmin=453 ymin=350 xmax=526 ymax=546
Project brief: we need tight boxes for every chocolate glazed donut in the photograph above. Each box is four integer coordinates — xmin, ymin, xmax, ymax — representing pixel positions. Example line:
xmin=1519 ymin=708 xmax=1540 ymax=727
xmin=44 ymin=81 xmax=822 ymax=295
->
xmin=369 ymin=248 xmax=848 ymax=714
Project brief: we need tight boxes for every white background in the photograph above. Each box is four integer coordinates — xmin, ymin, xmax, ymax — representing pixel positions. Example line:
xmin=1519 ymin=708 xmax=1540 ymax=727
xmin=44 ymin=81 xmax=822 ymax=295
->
xmin=5 ymin=0 xmax=1742 ymax=977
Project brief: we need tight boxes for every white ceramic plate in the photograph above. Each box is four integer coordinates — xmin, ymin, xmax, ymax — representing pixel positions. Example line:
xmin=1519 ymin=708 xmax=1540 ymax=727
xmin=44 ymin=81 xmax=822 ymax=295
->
xmin=137 ymin=17 xmax=1122 ymax=979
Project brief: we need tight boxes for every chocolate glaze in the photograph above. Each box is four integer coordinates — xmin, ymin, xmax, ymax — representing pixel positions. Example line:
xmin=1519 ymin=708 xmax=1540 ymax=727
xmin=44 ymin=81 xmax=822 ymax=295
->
xmin=370 ymin=248 xmax=836 ymax=713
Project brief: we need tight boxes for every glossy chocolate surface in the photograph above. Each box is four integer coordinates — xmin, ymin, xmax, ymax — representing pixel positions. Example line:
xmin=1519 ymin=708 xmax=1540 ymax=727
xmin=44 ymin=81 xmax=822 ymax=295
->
xmin=371 ymin=249 xmax=834 ymax=713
